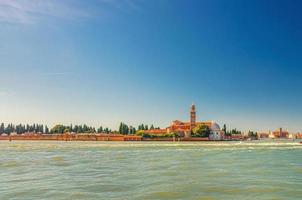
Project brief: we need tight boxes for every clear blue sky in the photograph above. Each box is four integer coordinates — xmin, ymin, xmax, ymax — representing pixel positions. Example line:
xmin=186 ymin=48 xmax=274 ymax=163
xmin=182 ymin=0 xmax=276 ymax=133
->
xmin=1 ymin=0 xmax=302 ymax=132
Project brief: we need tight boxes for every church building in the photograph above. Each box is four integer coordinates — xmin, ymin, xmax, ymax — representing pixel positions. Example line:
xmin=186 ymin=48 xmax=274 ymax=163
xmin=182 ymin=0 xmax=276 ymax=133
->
xmin=145 ymin=104 xmax=224 ymax=140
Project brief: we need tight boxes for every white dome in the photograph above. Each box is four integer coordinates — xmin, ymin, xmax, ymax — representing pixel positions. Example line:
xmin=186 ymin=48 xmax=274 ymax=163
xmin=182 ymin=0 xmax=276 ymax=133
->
xmin=210 ymin=122 xmax=221 ymax=131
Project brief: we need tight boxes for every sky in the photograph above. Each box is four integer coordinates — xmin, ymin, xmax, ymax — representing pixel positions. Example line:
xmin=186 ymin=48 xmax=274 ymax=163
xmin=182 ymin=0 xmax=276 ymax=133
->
xmin=0 ymin=0 xmax=302 ymax=132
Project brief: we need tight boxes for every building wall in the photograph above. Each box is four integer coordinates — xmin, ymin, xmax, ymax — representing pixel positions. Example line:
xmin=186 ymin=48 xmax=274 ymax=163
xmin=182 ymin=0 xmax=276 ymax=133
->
xmin=0 ymin=134 xmax=142 ymax=141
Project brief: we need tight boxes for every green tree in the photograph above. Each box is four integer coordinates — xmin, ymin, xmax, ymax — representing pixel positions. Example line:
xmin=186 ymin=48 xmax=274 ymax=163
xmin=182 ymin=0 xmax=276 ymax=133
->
xmin=50 ymin=125 xmax=65 ymax=134
xmin=104 ymin=128 xmax=110 ymax=134
xmin=97 ymin=126 xmax=103 ymax=133
xmin=45 ymin=126 xmax=49 ymax=134
xmin=231 ymin=128 xmax=241 ymax=135
xmin=222 ymin=124 xmax=227 ymax=133
xmin=136 ymin=130 xmax=145 ymax=136
xmin=78 ymin=125 xmax=83 ymax=133
xmin=119 ymin=122 xmax=130 ymax=134
xmin=192 ymin=124 xmax=211 ymax=138
xmin=0 ymin=123 xmax=5 ymax=134
xmin=119 ymin=122 xmax=123 ymax=134
xmin=138 ymin=124 xmax=145 ymax=130
xmin=248 ymin=130 xmax=258 ymax=139
xmin=83 ymin=124 xmax=88 ymax=132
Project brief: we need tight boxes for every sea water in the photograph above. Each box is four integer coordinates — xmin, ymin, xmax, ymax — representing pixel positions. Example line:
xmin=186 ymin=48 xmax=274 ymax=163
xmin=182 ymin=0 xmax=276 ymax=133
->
xmin=0 ymin=140 xmax=301 ymax=200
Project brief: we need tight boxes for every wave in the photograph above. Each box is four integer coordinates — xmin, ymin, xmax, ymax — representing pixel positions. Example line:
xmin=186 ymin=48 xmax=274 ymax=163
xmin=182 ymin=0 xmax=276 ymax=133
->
xmin=0 ymin=140 xmax=301 ymax=151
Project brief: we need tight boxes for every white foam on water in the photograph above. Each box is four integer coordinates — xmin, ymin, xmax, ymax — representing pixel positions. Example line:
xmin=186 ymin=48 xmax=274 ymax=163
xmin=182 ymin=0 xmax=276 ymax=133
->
xmin=0 ymin=140 xmax=301 ymax=151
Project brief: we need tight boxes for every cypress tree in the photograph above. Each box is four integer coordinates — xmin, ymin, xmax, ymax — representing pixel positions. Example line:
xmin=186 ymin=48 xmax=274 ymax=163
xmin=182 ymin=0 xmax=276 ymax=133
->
xmin=99 ymin=126 xmax=103 ymax=133
xmin=119 ymin=122 xmax=123 ymax=134
xmin=0 ymin=123 xmax=4 ymax=134
xmin=125 ymin=124 xmax=129 ymax=135
xmin=45 ymin=126 xmax=49 ymax=134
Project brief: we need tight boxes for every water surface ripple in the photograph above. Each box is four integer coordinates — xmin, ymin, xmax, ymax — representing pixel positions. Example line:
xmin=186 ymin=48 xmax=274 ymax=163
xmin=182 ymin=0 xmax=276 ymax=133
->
xmin=0 ymin=141 xmax=301 ymax=200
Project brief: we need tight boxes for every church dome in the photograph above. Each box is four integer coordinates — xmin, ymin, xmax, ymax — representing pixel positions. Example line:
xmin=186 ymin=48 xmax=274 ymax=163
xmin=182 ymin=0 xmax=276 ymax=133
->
xmin=210 ymin=122 xmax=221 ymax=131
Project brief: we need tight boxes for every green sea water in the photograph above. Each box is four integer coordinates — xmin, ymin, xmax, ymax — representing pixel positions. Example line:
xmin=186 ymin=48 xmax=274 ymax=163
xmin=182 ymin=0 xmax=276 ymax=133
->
xmin=0 ymin=140 xmax=301 ymax=200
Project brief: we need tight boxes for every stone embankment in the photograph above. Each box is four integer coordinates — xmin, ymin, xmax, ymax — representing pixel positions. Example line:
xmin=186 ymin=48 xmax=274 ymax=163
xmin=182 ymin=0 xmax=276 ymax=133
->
xmin=0 ymin=134 xmax=142 ymax=141
xmin=0 ymin=134 xmax=213 ymax=141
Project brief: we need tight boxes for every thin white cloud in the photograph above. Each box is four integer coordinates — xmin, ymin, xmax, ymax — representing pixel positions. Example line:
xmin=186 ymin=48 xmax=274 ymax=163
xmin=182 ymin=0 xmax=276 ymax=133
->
xmin=0 ymin=0 xmax=143 ymax=25
xmin=0 ymin=0 xmax=91 ymax=24
xmin=0 ymin=71 xmax=73 ymax=82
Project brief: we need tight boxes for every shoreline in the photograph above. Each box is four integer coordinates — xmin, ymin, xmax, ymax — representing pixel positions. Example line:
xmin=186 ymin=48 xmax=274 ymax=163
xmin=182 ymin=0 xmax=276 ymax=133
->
xmin=0 ymin=134 xmax=300 ymax=142
xmin=0 ymin=134 xmax=237 ymax=142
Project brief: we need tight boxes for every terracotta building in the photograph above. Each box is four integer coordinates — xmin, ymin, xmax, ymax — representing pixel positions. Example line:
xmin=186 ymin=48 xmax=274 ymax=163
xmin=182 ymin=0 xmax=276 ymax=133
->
xmin=258 ymin=132 xmax=270 ymax=139
xmin=145 ymin=104 xmax=224 ymax=140
xmin=296 ymin=133 xmax=302 ymax=139
xmin=269 ymin=128 xmax=289 ymax=138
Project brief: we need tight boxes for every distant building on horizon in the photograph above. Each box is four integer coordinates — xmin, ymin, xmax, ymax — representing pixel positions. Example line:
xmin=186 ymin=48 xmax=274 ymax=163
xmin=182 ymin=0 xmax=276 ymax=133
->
xmin=268 ymin=128 xmax=289 ymax=139
xmin=145 ymin=104 xmax=224 ymax=140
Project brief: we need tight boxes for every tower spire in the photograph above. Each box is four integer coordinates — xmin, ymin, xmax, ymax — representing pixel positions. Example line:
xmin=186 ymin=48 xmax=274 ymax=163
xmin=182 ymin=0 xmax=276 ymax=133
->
xmin=190 ymin=104 xmax=196 ymax=130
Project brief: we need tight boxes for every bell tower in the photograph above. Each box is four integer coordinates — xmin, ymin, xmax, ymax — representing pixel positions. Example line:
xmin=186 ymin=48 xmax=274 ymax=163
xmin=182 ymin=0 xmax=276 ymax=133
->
xmin=190 ymin=104 xmax=196 ymax=130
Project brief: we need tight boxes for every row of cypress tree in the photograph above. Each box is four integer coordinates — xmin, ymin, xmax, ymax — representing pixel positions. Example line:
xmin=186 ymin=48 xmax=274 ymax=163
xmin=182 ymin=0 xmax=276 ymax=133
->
xmin=0 ymin=122 xmax=161 ymax=135
xmin=0 ymin=123 xmax=111 ymax=135
xmin=0 ymin=123 xmax=49 ymax=135
xmin=119 ymin=122 xmax=160 ymax=134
